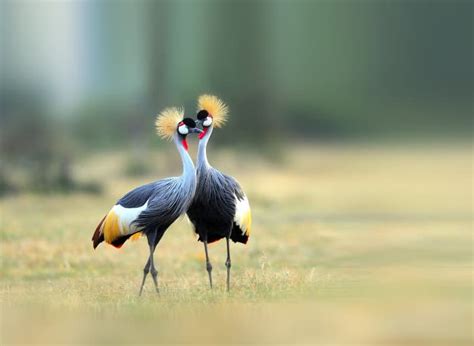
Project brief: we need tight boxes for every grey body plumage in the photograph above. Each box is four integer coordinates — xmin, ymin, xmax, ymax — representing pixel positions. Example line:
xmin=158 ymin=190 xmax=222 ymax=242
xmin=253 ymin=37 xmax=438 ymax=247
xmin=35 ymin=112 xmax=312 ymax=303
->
xmin=187 ymin=129 xmax=247 ymax=243
xmin=92 ymin=115 xmax=200 ymax=295
xmin=187 ymin=124 xmax=251 ymax=291
xmin=137 ymin=133 xmax=197 ymax=294
xmin=94 ymin=133 xmax=196 ymax=246
xmin=133 ymin=135 xmax=196 ymax=234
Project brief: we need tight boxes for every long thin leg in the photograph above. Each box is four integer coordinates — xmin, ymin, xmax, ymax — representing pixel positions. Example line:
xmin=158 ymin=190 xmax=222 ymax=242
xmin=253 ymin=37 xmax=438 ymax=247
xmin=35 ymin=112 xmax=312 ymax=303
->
xmin=150 ymin=230 xmax=165 ymax=295
xmin=225 ymin=236 xmax=231 ymax=292
xmin=149 ymin=244 xmax=159 ymax=294
xmin=138 ymin=231 xmax=159 ymax=296
xmin=203 ymin=237 xmax=213 ymax=289
xmin=138 ymin=256 xmax=151 ymax=296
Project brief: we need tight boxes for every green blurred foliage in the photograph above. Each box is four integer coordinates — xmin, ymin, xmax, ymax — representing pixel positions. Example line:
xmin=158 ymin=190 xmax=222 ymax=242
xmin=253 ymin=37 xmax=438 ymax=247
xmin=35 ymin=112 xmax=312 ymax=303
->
xmin=0 ymin=90 xmax=101 ymax=194
xmin=0 ymin=0 xmax=472 ymax=193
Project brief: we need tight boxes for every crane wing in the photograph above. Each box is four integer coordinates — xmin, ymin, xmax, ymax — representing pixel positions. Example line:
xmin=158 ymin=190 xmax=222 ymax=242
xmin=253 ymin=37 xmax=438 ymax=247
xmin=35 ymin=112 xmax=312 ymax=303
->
xmin=227 ymin=176 xmax=251 ymax=243
xmin=234 ymin=193 xmax=251 ymax=237
xmin=132 ymin=177 xmax=186 ymax=233
xmin=92 ymin=182 xmax=157 ymax=248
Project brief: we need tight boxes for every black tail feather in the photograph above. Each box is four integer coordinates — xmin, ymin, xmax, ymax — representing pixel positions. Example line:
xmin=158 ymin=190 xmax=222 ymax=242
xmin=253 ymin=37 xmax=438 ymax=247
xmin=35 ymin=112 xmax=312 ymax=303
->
xmin=92 ymin=215 xmax=106 ymax=249
xmin=230 ymin=223 xmax=249 ymax=244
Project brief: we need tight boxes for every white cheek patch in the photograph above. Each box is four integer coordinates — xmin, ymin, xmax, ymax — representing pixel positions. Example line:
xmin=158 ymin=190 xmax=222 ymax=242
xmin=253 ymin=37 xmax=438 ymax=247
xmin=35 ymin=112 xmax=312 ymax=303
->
xmin=178 ymin=125 xmax=189 ymax=135
xmin=203 ymin=117 xmax=212 ymax=127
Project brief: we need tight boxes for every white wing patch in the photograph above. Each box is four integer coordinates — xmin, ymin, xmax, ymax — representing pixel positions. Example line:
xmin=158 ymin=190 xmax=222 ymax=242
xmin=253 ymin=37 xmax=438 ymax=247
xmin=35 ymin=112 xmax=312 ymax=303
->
xmin=234 ymin=195 xmax=251 ymax=236
xmin=112 ymin=200 xmax=148 ymax=236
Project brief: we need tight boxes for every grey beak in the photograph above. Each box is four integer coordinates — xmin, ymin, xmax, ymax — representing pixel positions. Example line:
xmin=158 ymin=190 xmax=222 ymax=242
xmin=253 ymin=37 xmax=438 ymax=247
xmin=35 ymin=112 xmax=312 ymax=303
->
xmin=190 ymin=127 xmax=203 ymax=134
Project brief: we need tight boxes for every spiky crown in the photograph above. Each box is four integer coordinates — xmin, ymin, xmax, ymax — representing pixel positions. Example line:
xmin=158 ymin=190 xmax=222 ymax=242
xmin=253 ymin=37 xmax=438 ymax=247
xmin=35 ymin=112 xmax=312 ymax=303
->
xmin=197 ymin=94 xmax=228 ymax=128
xmin=155 ymin=107 xmax=185 ymax=140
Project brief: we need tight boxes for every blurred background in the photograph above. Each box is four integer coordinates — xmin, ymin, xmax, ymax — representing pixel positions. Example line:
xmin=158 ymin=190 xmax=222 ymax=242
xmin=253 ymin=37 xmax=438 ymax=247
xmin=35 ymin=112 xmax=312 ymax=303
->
xmin=1 ymin=0 xmax=472 ymax=192
xmin=0 ymin=0 xmax=472 ymax=345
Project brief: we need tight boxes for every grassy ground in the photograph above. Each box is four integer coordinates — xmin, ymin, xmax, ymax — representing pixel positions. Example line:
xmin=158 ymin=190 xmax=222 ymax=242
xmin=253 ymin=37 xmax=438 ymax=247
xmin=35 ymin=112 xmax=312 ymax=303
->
xmin=0 ymin=142 xmax=472 ymax=345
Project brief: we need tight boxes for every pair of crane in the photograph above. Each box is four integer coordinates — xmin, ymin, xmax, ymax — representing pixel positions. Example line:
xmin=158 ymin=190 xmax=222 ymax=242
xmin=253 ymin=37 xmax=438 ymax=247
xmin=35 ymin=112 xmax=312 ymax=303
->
xmin=91 ymin=95 xmax=252 ymax=294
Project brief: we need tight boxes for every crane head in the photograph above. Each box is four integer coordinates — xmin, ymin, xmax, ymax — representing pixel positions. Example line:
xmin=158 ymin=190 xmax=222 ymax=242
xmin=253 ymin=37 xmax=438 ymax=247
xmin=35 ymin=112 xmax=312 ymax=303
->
xmin=176 ymin=118 xmax=202 ymax=151
xmin=178 ymin=118 xmax=201 ymax=136
xmin=156 ymin=108 xmax=202 ymax=140
xmin=195 ymin=94 xmax=229 ymax=139
xmin=156 ymin=108 xmax=202 ymax=150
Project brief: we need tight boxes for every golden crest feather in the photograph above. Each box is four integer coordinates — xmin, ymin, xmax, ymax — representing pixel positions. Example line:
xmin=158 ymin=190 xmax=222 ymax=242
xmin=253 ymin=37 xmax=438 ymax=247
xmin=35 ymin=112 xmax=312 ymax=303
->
xmin=197 ymin=94 xmax=229 ymax=128
xmin=155 ymin=107 xmax=184 ymax=140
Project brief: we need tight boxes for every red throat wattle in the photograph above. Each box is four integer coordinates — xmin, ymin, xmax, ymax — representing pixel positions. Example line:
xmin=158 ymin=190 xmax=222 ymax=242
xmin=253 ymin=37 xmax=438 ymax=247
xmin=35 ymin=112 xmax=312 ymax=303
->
xmin=181 ymin=139 xmax=188 ymax=151
xmin=199 ymin=128 xmax=208 ymax=140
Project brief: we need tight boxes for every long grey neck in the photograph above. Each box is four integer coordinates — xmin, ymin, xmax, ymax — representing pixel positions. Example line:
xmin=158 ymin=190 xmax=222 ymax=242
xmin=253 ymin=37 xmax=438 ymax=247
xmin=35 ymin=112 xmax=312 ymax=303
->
xmin=173 ymin=134 xmax=196 ymax=186
xmin=197 ymin=126 xmax=213 ymax=171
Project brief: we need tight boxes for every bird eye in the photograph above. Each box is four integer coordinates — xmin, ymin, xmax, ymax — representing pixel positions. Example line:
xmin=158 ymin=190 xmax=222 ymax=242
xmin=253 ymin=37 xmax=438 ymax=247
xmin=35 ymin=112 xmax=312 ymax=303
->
xmin=178 ymin=125 xmax=189 ymax=135
xmin=203 ymin=117 xmax=213 ymax=127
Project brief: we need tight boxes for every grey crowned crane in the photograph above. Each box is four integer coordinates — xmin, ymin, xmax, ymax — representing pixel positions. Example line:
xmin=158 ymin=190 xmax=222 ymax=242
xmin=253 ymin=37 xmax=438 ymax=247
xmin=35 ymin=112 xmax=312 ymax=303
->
xmin=92 ymin=107 xmax=201 ymax=295
xmin=187 ymin=95 xmax=252 ymax=291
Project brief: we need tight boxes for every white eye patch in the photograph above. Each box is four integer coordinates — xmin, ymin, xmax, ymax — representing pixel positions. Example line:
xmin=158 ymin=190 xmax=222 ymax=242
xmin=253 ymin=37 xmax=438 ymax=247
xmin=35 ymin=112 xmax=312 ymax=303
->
xmin=203 ymin=117 xmax=213 ymax=127
xmin=178 ymin=125 xmax=189 ymax=135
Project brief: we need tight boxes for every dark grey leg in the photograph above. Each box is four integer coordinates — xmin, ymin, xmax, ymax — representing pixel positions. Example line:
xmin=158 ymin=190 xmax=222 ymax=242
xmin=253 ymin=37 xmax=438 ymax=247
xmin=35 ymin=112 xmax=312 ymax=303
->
xmin=138 ymin=231 xmax=159 ymax=296
xmin=138 ymin=257 xmax=151 ymax=296
xmin=149 ymin=244 xmax=159 ymax=294
xmin=203 ymin=238 xmax=213 ymax=289
xmin=225 ymin=236 xmax=231 ymax=292
xmin=150 ymin=230 xmax=165 ymax=295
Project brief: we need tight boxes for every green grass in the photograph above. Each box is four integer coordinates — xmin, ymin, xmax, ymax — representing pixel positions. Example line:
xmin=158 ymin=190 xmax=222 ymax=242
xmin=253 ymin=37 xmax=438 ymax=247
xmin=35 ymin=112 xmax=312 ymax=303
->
xmin=0 ymin=143 xmax=472 ymax=345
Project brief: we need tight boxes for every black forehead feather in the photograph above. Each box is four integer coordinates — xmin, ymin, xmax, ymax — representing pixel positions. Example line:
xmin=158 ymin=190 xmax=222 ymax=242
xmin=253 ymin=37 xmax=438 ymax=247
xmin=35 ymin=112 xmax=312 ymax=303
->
xmin=197 ymin=110 xmax=209 ymax=120
xmin=182 ymin=118 xmax=196 ymax=128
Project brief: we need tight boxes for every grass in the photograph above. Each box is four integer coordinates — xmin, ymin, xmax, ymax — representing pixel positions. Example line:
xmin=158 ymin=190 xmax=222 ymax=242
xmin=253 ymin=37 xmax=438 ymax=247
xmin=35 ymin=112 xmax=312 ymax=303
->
xmin=0 ymin=142 xmax=472 ymax=345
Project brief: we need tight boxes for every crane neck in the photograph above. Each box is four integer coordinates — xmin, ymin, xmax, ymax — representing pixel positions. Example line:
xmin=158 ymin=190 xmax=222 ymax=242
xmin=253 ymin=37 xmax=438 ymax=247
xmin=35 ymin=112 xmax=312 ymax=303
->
xmin=173 ymin=134 xmax=196 ymax=181
xmin=197 ymin=126 xmax=213 ymax=171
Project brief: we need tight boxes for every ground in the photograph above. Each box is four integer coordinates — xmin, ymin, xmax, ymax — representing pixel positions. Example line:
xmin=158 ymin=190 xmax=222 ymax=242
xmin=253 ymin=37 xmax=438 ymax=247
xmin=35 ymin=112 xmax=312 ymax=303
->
xmin=0 ymin=142 xmax=472 ymax=345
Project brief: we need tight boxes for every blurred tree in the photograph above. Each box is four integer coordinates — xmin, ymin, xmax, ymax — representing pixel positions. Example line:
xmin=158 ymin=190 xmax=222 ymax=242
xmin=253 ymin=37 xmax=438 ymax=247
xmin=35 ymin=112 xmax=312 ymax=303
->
xmin=68 ymin=0 xmax=474 ymax=144
xmin=0 ymin=89 xmax=100 ymax=194
xmin=1 ymin=0 xmax=471 ymax=164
